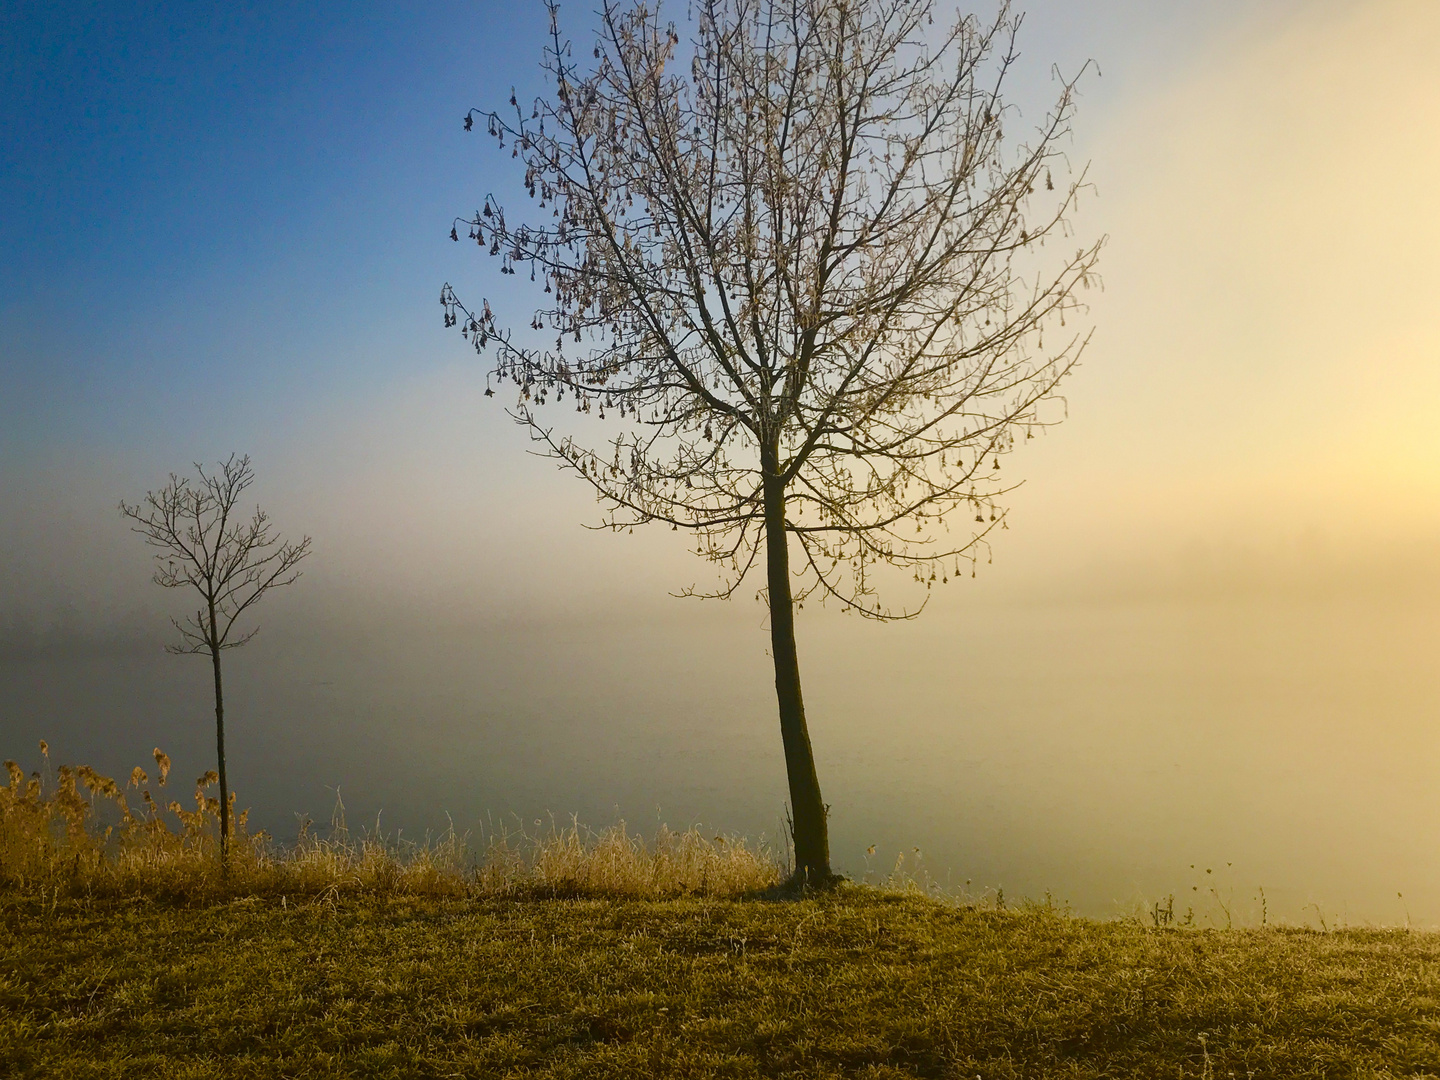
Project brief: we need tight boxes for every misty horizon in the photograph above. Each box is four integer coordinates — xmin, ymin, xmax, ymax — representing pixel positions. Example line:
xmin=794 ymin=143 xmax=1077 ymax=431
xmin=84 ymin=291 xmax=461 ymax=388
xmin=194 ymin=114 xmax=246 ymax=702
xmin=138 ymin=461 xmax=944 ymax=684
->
xmin=5 ymin=0 xmax=1440 ymax=926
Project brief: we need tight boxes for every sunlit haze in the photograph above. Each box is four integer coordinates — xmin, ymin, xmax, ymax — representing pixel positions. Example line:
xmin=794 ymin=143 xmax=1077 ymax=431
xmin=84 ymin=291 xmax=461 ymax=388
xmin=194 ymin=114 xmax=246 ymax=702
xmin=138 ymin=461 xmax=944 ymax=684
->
xmin=3 ymin=0 xmax=1438 ymax=924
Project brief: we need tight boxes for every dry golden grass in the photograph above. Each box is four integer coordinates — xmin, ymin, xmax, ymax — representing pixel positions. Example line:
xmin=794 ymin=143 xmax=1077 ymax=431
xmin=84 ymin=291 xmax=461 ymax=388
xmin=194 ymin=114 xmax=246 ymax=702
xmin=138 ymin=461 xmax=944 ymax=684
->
xmin=6 ymin=888 xmax=1440 ymax=1078
xmin=0 ymin=744 xmax=783 ymax=901
xmin=7 ymin=743 xmax=1440 ymax=1077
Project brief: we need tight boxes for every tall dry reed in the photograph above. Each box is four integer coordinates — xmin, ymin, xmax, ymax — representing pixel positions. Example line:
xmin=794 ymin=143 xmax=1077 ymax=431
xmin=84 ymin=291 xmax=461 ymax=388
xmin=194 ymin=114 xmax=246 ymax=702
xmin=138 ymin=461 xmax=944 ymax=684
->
xmin=0 ymin=744 xmax=784 ymax=901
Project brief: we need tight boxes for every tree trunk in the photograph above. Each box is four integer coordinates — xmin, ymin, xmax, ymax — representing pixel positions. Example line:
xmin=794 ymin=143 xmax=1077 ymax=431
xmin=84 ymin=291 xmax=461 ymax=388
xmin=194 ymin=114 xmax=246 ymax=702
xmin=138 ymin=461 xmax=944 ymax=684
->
xmin=762 ymin=469 xmax=831 ymax=884
xmin=209 ymin=634 xmax=230 ymax=870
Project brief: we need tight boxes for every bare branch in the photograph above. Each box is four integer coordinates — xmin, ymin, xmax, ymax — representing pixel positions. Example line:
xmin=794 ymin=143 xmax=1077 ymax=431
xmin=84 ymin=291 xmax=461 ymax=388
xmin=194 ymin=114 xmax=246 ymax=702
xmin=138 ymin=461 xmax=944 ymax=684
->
xmin=446 ymin=0 xmax=1100 ymax=610
xmin=120 ymin=456 xmax=312 ymax=655
xmin=445 ymin=0 xmax=1101 ymax=883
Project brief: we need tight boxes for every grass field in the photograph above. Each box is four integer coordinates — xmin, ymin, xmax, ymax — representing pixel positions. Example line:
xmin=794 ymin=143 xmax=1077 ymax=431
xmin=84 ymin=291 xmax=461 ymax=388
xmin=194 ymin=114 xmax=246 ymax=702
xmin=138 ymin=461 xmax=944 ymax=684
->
xmin=5 ymin=888 xmax=1440 ymax=1079
xmin=6 ymin=751 xmax=1440 ymax=1077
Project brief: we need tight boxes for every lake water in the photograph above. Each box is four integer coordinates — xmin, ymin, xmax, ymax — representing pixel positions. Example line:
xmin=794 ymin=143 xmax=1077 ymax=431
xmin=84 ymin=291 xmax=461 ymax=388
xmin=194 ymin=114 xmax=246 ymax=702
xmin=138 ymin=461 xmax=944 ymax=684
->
xmin=4 ymin=593 xmax=1438 ymax=927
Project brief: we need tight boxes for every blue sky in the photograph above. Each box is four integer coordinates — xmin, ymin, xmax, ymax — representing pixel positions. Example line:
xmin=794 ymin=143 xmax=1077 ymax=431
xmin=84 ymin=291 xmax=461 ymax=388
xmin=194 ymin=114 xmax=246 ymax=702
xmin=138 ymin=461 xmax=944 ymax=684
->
xmin=3 ymin=1 xmax=547 ymax=459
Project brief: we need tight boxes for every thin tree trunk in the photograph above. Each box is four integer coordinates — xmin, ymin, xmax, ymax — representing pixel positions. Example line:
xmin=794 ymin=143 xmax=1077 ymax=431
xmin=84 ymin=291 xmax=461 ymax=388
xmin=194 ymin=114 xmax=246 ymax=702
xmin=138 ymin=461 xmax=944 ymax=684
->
xmin=762 ymin=469 xmax=831 ymax=884
xmin=209 ymin=628 xmax=230 ymax=869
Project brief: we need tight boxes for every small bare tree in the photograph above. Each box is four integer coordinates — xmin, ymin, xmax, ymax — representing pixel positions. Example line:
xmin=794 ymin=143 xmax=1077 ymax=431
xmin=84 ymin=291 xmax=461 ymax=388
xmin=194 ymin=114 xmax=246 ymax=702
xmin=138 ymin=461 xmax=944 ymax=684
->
xmin=120 ymin=455 xmax=311 ymax=863
xmin=443 ymin=0 xmax=1101 ymax=883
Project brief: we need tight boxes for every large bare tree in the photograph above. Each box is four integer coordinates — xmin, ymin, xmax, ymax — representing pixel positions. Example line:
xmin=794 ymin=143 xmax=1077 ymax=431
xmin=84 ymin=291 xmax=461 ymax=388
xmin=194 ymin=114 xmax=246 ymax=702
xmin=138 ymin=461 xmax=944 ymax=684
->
xmin=443 ymin=0 xmax=1101 ymax=883
xmin=121 ymin=455 xmax=311 ymax=864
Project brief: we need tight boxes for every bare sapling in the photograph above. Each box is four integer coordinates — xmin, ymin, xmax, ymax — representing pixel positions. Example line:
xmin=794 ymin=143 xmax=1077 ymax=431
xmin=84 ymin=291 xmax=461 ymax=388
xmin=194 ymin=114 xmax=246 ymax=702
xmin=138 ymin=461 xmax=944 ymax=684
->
xmin=120 ymin=454 xmax=311 ymax=866
xmin=443 ymin=0 xmax=1101 ymax=884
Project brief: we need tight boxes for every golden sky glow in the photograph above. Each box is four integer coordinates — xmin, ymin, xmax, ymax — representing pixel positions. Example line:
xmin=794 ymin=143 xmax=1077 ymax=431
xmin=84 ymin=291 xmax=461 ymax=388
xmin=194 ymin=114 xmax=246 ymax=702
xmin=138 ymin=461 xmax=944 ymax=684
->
xmin=292 ymin=0 xmax=1440 ymax=608
xmin=1032 ymin=0 xmax=1440 ymax=579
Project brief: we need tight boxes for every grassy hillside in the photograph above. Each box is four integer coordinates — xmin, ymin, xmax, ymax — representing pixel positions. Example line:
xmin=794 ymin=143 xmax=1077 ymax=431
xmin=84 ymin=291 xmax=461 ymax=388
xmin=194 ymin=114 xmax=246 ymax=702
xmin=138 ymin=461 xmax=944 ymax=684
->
xmin=5 ymin=889 xmax=1440 ymax=1079
xmin=5 ymin=750 xmax=1440 ymax=1077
